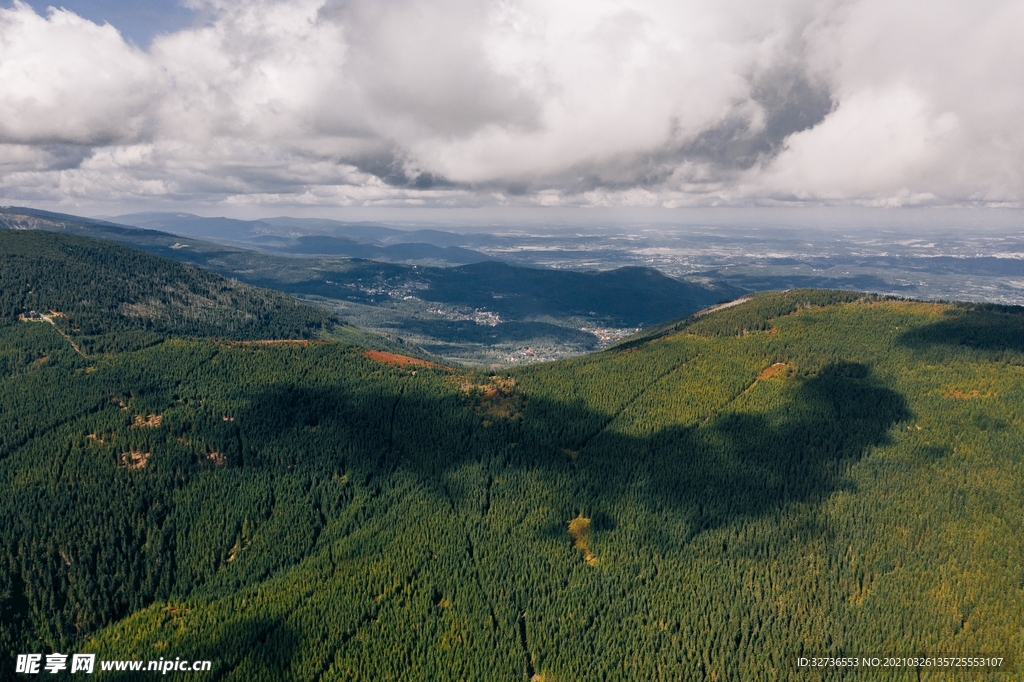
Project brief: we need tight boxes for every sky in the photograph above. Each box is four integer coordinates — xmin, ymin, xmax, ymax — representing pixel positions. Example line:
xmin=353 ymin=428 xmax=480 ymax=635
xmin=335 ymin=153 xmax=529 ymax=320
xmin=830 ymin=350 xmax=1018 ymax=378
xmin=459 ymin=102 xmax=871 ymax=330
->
xmin=1 ymin=0 xmax=1023 ymax=221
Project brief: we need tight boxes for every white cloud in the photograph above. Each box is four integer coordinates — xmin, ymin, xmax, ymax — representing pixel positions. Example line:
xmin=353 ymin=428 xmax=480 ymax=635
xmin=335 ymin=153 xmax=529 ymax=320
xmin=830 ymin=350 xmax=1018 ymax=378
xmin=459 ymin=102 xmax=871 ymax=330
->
xmin=756 ymin=86 xmax=958 ymax=201
xmin=757 ymin=0 xmax=1024 ymax=205
xmin=0 ymin=0 xmax=1022 ymax=210
xmin=0 ymin=2 xmax=159 ymax=146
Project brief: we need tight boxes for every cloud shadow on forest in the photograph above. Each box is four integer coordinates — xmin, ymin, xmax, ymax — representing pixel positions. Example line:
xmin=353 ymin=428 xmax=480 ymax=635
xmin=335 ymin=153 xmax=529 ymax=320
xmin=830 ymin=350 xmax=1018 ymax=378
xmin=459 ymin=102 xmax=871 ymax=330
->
xmin=898 ymin=306 xmax=1024 ymax=354
xmin=519 ymin=361 xmax=909 ymax=543
xmin=230 ymin=360 xmax=908 ymax=546
xmin=97 ymin=616 xmax=299 ymax=682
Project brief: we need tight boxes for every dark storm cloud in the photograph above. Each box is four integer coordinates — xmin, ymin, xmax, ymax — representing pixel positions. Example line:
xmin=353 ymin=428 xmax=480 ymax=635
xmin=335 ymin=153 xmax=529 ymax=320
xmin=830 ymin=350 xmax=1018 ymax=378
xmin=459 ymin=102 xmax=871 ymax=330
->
xmin=688 ymin=67 xmax=835 ymax=170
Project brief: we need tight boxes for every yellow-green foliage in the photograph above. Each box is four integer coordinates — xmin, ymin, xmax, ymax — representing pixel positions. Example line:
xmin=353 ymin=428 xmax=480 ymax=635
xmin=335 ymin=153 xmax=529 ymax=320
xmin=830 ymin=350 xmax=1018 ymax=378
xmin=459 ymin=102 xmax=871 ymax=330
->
xmin=2 ymin=293 xmax=1023 ymax=680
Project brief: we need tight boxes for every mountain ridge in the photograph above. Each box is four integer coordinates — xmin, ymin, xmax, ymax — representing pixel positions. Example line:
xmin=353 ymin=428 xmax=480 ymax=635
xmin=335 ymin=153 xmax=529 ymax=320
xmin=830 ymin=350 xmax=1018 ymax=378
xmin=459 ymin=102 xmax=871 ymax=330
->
xmin=1 ymin=238 xmax=1021 ymax=678
xmin=1 ymin=206 xmax=742 ymax=365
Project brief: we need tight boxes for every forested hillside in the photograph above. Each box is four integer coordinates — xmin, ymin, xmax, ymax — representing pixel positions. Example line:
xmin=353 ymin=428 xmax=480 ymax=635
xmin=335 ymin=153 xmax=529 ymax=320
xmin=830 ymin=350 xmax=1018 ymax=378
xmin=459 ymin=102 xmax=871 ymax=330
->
xmin=1 ymin=207 xmax=739 ymax=365
xmin=0 ymin=229 xmax=339 ymax=354
xmin=0 ymin=208 xmax=726 ymax=327
xmin=1 ymin=234 xmax=1022 ymax=679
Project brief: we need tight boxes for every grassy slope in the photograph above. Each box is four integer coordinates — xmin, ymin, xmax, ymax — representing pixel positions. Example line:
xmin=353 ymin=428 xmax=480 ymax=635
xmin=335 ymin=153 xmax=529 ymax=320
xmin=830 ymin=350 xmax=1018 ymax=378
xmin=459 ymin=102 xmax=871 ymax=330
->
xmin=1 ymin=289 xmax=1021 ymax=679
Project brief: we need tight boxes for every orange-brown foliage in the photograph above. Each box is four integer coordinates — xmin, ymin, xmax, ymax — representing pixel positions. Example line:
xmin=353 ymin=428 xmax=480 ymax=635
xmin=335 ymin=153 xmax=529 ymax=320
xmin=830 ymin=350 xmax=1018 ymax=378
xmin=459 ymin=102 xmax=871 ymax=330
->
xmin=132 ymin=414 xmax=162 ymax=428
xmin=568 ymin=514 xmax=598 ymax=566
xmin=120 ymin=450 xmax=150 ymax=470
xmin=363 ymin=350 xmax=440 ymax=368
xmin=457 ymin=375 xmax=524 ymax=419
xmin=757 ymin=362 xmax=788 ymax=380
xmin=947 ymin=390 xmax=982 ymax=399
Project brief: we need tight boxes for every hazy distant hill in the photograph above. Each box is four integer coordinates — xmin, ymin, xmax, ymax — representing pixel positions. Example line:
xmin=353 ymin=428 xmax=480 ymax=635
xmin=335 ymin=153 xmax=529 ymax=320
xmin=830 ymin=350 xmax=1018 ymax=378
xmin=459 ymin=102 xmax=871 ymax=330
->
xmin=102 ymin=209 xmax=1024 ymax=308
xmin=1 ymin=206 xmax=740 ymax=364
xmin=276 ymin=234 xmax=491 ymax=264
xmin=110 ymin=211 xmax=494 ymax=265
xmin=111 ymin=211 xmax=408 ymax=242
xmin=416 ymin=261 xmax=723 ymax=325
xmin=1 ymin=276 xmax=1022 ymax=679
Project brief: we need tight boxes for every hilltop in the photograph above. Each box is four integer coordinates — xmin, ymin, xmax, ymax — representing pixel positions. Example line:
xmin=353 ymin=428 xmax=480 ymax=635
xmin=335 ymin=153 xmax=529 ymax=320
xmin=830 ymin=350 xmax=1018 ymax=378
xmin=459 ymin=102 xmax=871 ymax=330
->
xmin=0 ymin=229 xmax=404 ymax=356
xmin=1 ymin=238 xmax=1021 ymax=680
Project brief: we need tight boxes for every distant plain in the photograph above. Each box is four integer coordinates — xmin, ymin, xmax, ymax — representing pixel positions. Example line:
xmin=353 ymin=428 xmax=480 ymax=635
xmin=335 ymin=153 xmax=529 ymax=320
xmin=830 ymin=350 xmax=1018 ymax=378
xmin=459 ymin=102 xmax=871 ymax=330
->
xmin=7 ymin=206 xmax=1024 ymax=366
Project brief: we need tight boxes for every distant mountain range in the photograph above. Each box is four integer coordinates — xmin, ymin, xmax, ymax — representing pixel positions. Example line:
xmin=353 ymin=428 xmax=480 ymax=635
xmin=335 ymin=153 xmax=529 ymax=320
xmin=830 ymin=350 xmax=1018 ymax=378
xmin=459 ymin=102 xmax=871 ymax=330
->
xmin=94 ymin=208 xmax=1024 ymax=309
xmin=2 ymin=231 xmax=1022 ymax=677
xmin=1 ymin=206 xmax=741 ymax=364
xmin=107 ymin=211 xmax=496 ymax=265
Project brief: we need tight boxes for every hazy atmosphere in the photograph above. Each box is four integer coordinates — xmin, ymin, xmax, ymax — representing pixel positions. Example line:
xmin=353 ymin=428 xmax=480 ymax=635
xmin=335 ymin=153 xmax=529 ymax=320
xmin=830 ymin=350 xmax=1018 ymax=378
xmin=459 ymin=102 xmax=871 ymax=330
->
xmin=2 ymin=0 xmax=1023 ymax=217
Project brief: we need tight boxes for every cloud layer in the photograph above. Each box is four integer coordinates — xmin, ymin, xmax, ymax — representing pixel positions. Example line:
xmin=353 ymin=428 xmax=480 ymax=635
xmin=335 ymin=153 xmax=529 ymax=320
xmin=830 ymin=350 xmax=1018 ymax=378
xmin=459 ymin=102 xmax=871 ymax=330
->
xmin=1 ymin=0 xmax=1022 ymax=210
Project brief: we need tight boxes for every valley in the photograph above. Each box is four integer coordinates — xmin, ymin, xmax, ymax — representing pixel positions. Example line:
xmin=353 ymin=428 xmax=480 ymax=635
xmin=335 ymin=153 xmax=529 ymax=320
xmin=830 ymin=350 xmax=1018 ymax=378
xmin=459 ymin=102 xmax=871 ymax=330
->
xmin=109 ymin=209 xmax=1024 ymax=306
xmin=0 ymin=207 xmax=737 ymax=366
xmin=1 ymin=229 xmax=1022 ymax=679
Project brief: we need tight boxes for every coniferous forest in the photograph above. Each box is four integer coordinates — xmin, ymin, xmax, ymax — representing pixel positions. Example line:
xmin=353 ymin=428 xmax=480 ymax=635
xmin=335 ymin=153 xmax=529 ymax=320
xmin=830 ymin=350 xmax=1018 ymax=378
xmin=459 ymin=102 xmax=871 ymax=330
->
xmin=2 ymin=230 xmax=1023 ymax=679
